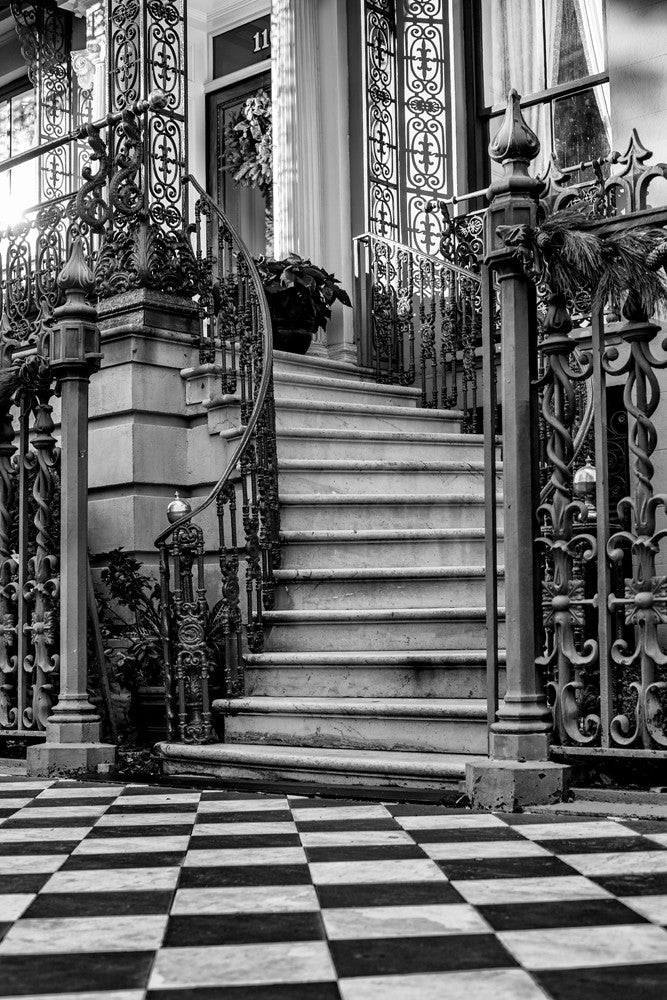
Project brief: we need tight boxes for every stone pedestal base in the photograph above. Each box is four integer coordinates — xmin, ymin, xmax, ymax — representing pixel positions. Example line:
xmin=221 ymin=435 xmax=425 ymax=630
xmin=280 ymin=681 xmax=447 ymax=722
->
xmin=27 ymin=742 xmax=116 ymax=778
xmin=466 ymin=759 xmax=571 ymax=812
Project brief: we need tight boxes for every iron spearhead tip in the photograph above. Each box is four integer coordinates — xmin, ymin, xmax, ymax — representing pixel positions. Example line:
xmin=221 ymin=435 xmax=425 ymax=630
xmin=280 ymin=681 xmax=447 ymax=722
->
xmin=57 ymin=237 xmax=96 ymax=295
xmin=489 ymin=89 xmax=540 ymax=165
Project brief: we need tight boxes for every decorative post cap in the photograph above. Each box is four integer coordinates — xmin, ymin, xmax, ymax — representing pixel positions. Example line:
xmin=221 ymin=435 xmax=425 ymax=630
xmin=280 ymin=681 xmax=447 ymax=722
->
xmin=489 ymin=90 xmax=540 ymax=165
xmin=57 ymin=237 xmax=96 ymax=297
xmin=167 ymin=491 xmax=192 ymax=524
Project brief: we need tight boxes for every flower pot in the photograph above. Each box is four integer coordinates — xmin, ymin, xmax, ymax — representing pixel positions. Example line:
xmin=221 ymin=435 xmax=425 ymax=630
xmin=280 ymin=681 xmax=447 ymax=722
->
xmin=136 ymin=684 xmax=168 ymax=745
xmin=272 ymin=326 xmax=313 ymax=355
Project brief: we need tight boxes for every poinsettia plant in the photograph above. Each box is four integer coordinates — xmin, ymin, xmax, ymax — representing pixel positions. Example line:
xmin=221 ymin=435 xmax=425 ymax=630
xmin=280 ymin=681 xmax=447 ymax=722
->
xmin=222 ymin=90 xmax=272 ymax=200
xmin=255 ymin=253 xmax=352 ymax=334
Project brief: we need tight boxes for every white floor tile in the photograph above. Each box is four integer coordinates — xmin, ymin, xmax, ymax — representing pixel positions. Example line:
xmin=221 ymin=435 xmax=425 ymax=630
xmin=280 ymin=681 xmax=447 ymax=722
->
xmin=11 ymin=993 xmax=144 ymax=1000
xmin=113 ymin=793 xmax=201 ymax=805
xmin=191 ymin=822 xmax=298 ymax=837
xmin=513 ymin=821 xmax=641 ymax=841
xmin=322 ymin=903 xmax=491 ymax=939
xmin=0 ymin=915 xmax=168 ymax=954
xmin=0 ymin=827 xmax=92 ymax=843
xmin=172 ymin=885 xmax=321 ymax=915
xmin=620 ymin=894 xmax=667 ymax=924
xmin=498 ymin=923 xmax=667 ymax=970
xmin=310 ymin=859 xmax=447 ymax=885
xmin=291 ymin=805 xmax=391 ymax=822
xmin=564 ymin=850 xmax=667 ymax=877
xmin=95 ymin=812 xmax=196 ymax=827
xmin=395 ymin=814 xmax=507 ymax=831
xmin=149 ymin=942 xmax=336 ymax=989
xmin=0 ymin=782 xmax=53 ymax=791
xmin=41 ymin=867 xmax=181 ymax=894
xmin=0 ymin=798 xmax=35 ymax=809
xmin=35 ymin=787 xmax=125 ymax=799
xmin=9 ymin=806 xmax=109 ymax=820
xmin=197 ymin=798 xmax=289 ymax=813
xmin=183 ymin=846 xmax=307 ymax=867
xmin=0 ymin=893 xmax=35 ymax=921
xmin=300 ymin=830 xmax=414 ymax=847
xmin=420 ymin=840 xmax=552 ymax=861
xmin=646 ymin=833 xmax=667 ymax=848
xmin=338 ymin=968 xmax=549 ymax=1000
xmin=452 ymin=875 xmax=611 ymax=905
xmin=72 ymin=836 xmax=191 ymax=854
xmin=0 ymin=855 xmax=67 ymax=874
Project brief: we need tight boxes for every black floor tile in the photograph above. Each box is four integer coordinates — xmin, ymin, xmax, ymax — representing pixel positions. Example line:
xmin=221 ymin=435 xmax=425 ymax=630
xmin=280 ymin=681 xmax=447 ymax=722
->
xmin=177 ymin=864 xmax=313 ymax=888
xmin=330 ymin=933 xmax=517 ymax=978
xmin=386 ymin=804 xmax=473 ymax=817
xmin=593 ymin=873 xmax=667 ymax=896
xmin=503 ymin=814 xmax=594 ymax=825
xmin=0 ymin=951 xmax=156 ymax=996
xmin=436 ymin=855 xmax=577 ymax=881
xmin=478 ymin=897 xmax=648 ymax=931
xmin=120 ymin=788 xmax=200 ymax=798
xmin=621 ymin=820 xmax=667 ymax=834
xmin=410 ymin=826 xmax=527 ymax=844
xmin=316 ymin=880 xmax=464 ymax=908
xmin=106 ymin=802 xmax=198 ymax=815
xmin=1 ymin=815 xmax=96 ymax=829
xmin=198 ymin=791 xmax=285 ymax=802
xmin=0 ymin=840 xmax=80 ymax=855
xmin=194 ymin=810 xmax=294 ymax=824
xmin=290 ymin=797 xmax=386 ymax=809
xmin=192 ymin=834 xmax=302 ymax=849
xmin=22 ymin=797 xmax=114 ymax=809
xmin=539 ymin=836 xmax=661 ymax=854
xmin=60 ymin=851 xmax=186 ymax=870
xmin=148 ymin=984 xmax=341 ymax=1000
xmin=0 ymin=810 xmax=19 ymax=818
xmin=86 ymin=824 xmax=194 ymax=838
xmin=0 ymin=874 xmax=51 ymax=894
xmin=0 ymin=923 xmax=9 ymax=943
xmin=293 ymin=819 xmax=401 ymax=833
xmin=536 ymin=962 xmax=667 ymax=1000
xmin=0 ymin=790 xmax=38 ymax=800
xmin=24 ymin=890 xmax=175 ymax=918
xmin=304 ymin=845 xmax=426 ymax=863
xmin=164 ymin=912 xmax=325 ymax=947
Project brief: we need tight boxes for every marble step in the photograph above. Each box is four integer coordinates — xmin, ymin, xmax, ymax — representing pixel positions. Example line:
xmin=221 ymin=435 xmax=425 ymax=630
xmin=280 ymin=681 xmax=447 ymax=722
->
xmin=273 ymin=350 xmax=372 ymax=382
xmin=275 ymin=428 xmax=486 ymax=463
xmin=156 ymin=742 xmax=480 ymax=790
xmin=279 ymin=458 xmax=496 ymax=494
xmin=279 ymin=527 xmax=502 ymax=568
xmin=273 ymin=370 xmax=422 ymax=408
xmin=262 ymin=607 xmax=503 ymax=652
xmin=275 ymin=397 xmax=464 ymax=433
xmin=214 ymin=696 xmax=488 ymax=754
xmin=278 ymin=493 xmax=499 ymax=531
xmin=273 ymin=565 xmax=504 ymax=611
xmin=244 ymin=649 xmax=507 ymax=700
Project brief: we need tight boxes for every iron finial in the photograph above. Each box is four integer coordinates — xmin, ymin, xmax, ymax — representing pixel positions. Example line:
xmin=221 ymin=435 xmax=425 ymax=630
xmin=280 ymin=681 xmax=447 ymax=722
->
xmin=489 ymin=89 xmax=540 ymax=165
xmin=166 ymin=491 xmax=192 ymax=524
xmin=57 ymin=237 xmax=96 ymax=295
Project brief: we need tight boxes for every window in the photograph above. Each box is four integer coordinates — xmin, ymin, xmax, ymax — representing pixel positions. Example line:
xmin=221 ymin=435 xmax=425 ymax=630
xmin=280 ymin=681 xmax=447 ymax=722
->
xmin=479 ymin=0 xmax=610 ymax=180
xmin=0 ymin=81 xmax=37 ymax=225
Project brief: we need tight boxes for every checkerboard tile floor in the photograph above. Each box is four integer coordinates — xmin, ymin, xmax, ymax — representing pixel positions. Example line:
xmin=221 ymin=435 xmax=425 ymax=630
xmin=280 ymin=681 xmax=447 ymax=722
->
xmin=0 ymin=775 xmax=666 ymax=999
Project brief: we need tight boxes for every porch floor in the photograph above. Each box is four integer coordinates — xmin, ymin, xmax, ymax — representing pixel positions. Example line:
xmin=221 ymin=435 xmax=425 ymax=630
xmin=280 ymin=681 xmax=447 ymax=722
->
xmin=0 ymin=772 xmax=666 ymax=999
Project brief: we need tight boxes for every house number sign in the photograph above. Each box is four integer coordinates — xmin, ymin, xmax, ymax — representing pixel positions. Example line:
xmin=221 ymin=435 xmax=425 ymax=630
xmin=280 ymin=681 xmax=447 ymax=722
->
xmin=213 ymin=17 xmax=272 ymax=79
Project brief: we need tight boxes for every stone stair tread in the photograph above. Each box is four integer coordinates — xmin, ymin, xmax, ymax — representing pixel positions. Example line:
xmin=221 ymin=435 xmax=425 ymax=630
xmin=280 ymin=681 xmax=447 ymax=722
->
xmin=156 ymin=741 xmax=481 ymax=779
xmin=281 ymin=527 xmax=493 ymax=540
xmin=274 ymin=564 xmax=501 ymax=580
xmin=277 ymin=428 xmax=484 ymax=444
xmin=279 ymin=492 xmax=497 ymax=505
xmin=280 ymin=458 xmax=489 ymax=471
xmin=244 ymin=649 xmax=507 ymax=665
xmin=263 ymin=606 xmax=500 ymax=623
xmin=274 ymin=369 xmax=423 ymax=398
xmin=276 ymin=397 xmax=464 ymax=420
xmin=213 ymin=696 xmax=487 ymax=719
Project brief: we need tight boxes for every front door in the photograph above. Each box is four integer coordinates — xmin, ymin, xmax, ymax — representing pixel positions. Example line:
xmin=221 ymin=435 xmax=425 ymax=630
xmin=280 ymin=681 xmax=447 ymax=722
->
xmin=207 ymin=72 xmax=271 ymax=258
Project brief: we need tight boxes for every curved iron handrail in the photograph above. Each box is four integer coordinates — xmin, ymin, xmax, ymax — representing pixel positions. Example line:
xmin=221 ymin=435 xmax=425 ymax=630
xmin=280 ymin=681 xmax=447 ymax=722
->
xmin=154 ymin=174 xmax=274 ymax=547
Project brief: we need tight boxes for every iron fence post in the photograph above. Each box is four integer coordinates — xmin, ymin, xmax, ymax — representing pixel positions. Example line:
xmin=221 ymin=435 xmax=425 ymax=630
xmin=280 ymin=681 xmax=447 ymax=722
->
xmin=27 ymin=238 xmax=115 ymax=776
xmin=465 ymin=91 xmax=571 ymax=809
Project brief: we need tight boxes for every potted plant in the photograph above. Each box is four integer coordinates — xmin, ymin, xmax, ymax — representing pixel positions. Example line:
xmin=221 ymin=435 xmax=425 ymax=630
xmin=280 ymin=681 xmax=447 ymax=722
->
xmin=255 ymin=253 xmax=352 ymax=354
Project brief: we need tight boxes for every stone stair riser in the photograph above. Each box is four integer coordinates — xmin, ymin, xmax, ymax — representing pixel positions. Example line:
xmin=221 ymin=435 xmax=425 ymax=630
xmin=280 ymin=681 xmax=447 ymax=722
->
xmin=280 ymin=467 xmax=497 ymax=494
xmin=279 ymin=502 xmax=500 ymax=532
xmin=276 ymin=404 xmax=464 ymax=434
xmin=274 ymin=574 xmax=503 ymax=611
xmin=277 ymin=436 xmax=487 ymax=464
xmin=245 ymin=664 xmax=507 ymax=700
xmin=280 ymin=537 xmax=503 ymax=569
xmin=224 ymin=713 xmax=488 ymax=754
xmin=264 ymin=617 xmax=504 ymax=652
xmin=273 ymin=376 xmax=420 ymax=408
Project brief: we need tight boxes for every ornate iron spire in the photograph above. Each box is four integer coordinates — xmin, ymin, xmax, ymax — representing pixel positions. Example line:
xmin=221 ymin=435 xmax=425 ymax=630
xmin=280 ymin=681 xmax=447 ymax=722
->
xmin=489 ymin=89 xmax=540 ymax=165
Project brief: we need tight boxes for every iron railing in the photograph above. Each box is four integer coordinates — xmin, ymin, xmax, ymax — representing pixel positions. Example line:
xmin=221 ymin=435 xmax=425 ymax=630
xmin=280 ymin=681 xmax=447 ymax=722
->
xmin=153 ymin=176 xmax=279 ymax=745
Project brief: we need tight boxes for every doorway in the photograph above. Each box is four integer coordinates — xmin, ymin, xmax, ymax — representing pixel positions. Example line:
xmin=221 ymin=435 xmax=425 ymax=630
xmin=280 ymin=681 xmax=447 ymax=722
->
xmin=207 ymin=71 xmax=271 ymax=259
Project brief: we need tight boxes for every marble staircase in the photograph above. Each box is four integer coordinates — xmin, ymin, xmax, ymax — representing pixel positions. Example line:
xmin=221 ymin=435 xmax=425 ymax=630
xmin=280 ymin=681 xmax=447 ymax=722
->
xmin=159 ymin=352 xmax=503 ymax=791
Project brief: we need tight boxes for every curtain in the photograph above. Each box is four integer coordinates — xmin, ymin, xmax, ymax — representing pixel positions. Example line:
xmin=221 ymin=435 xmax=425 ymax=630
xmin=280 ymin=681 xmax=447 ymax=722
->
xmin=573 ymin=0 xmax=612 ymax=146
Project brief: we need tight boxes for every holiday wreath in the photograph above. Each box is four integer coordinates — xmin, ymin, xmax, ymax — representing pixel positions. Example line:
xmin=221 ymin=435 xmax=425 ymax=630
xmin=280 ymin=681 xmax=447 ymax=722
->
xmin=222 ymin=89 xmax=273 ymax=200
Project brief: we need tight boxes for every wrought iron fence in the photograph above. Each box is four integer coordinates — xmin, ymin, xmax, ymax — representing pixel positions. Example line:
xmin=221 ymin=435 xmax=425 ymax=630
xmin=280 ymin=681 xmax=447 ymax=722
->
xmin=154 ymin=176 xmax=280 ymax=745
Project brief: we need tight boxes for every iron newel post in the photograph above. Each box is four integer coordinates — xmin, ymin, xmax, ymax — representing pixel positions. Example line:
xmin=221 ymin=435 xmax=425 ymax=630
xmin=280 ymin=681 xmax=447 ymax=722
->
xmin=27 ymin=239 xmax=115 ymax=777
xmin=464 ymin=91 xmax=571 ymax=809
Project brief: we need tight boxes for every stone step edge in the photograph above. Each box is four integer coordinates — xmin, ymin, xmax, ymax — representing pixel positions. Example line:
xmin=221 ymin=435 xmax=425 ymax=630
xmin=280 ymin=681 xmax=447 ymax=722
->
xmin=275 ymin=397 xmax=465 ymax=420
xmin=273 ymin=565 xmax=505 ymax=581
xmin=263 ymin=607 xmax=504 ymax=624
xmin=213 ymin=696 xmax=487 ymax=720
xmin=279 ymin=458 xmax=492 ymax=472
xmin=281 ymin=528 xmax=502 ymax=542
xmin=273 ymin=350 xmax=375 ymax=379
xmin=244 ymin=649 xmax=507 ymax=666
xmin=279 ymin=493 xmax=501 ymax=507
xmin=155 ymin=741 xmax=481 ymax=780
xmin=273 ymin=369 xmax=422 ymax=399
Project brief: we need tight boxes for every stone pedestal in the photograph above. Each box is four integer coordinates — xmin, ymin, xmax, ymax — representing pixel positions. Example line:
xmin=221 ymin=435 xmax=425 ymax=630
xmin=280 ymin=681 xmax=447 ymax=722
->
xmin=466 ymin=758 xmax=571 ymax=812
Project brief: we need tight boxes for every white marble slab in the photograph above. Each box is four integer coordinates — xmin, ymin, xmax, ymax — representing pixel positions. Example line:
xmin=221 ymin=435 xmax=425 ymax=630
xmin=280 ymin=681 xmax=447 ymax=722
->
xmin=0 ymin=798 xmax=35 ymax=810
xmin=112 ymin=792 xmax=201 ymax=805
xmin=309 ymin=859 xmax=447 ymax=885
xmin=646 ymin=833 xmax=667 ymax=848
xmin=9 ymin=806 xmax=109 ymax=820
xmin=338 ymin=969 xmax=549 ymax=1000
xmin=11 ymin=992 xmax=144 ymax=1000
xmin=149 ymin=941 xmax=337 ymax=989
xmin=172 ymin=884 xmax=321 ymax=915
xmin=0 ymin=915 xmax=168 ymax=954
xmin=35 ymin=787 xmax=126 ymax=799
xmin=0 ymin=893 xmax=35 ymax=921
xmin=0 ymin=855 xmax=66 ymax=874
xmin=395 ymin=814 xmax=507 ymax=831
xmin=513 ymin=821 xmax=641 ymax=841
xmin=184 ymin=846 xmax=307 ymax=867
xmin=323 ymin=903 xmax=491 ymax=939
xmin=0 ymin=782 xmax=53 ymax=791
xmin=95 ymin=812 xmax=196 ymax=827
xmin=620 ymin=894 xmax=667 ymax=924
xmin=498 ymin=923 xmax=667 ymax=970
xmin=290 ymin=805 xmax=390 ymax=822
xmin=191 ymin=822 xmax=298 ymax=837
xmin=42 ymin=867 xmax=181 ymax=894
xmin=196 ymin=798 xmax=289 ymax=813
xmin=72 ymin=836 xmax=191 ymax=855
xmin=564 ymin=850 xmax=667 ymax=877
xmin=420 ymin=840 xmax=552 ymax=860
xmin=452 ymin=875 xmax=611 ymax=905
xmin=0 ymin=827 xmax=92 ymax=842
xmin=300 ymin=830 xmax=414 ymax=847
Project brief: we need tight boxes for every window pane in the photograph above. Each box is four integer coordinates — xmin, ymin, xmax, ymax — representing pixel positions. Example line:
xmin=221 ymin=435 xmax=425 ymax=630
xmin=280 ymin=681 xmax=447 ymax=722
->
xmin=11 ymin=90 xmax=36 ymax=155
xmin=480 ymin=0 xmax=545 ymax=106
xmin=553 ymin=84 xmax=611 ymax=169
xmin=546 ymin=0 xmax=607 ymax=87
xmin=0 ymin=100 xmax=9 ymax=162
